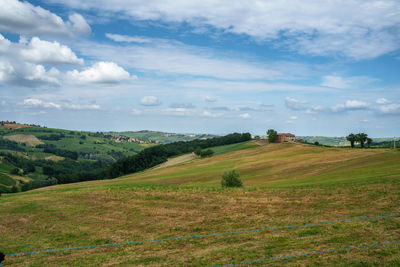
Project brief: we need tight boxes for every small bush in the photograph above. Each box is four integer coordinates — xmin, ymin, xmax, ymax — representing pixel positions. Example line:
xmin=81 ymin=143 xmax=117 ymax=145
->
xmin=200 ymin=149 xmax=214 ymax=158
xmin=221 ymin=169 xmax=243 ymax=187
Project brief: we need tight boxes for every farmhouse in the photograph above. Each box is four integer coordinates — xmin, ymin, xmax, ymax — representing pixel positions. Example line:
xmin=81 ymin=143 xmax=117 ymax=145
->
xmin=275 ymin=133 xmax=295 ymax=143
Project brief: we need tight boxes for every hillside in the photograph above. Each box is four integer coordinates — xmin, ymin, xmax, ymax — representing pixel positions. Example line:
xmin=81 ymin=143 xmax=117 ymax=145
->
xmin=1 ymin=143 xmax=399 ymax=266
xmin=85 ymin=142 xmax=400 ymax=188
xmin=0 ymin=125 xmax=146 ymax=192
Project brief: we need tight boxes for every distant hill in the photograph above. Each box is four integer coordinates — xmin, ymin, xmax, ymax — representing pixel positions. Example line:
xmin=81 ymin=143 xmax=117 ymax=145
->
xmin=110 ymin=130 xmax=217 ymax=144
xmin=298 ymin=136 xmax=399 ymax=147
xmin=0 ymin=124 xmax=146 ymax=193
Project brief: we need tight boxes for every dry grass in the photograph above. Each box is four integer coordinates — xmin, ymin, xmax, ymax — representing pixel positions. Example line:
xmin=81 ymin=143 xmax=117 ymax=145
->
xmin=3 ymin=134 xmax=43 ymax=147
xmin=1 ymin=181 xmax=399 ymax=266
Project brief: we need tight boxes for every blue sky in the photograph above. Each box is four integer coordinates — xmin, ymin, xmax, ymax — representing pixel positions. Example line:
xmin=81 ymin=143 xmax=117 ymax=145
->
xmin=1 ymin=0 xmax=400 ymax=137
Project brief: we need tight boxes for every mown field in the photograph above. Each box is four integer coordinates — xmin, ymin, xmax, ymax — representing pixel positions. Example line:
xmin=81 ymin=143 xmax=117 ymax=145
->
xmin=0 ymin=143 xmax=399 ymax=266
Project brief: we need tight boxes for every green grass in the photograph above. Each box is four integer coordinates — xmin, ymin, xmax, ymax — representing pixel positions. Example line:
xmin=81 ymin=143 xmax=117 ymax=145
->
xmin=210 ymin=141 xmax=257 ymax=155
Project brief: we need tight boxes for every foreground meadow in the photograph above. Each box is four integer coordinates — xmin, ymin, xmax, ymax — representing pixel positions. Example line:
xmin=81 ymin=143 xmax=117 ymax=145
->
xmin=1 ymin=143 xmax=399 ymax=266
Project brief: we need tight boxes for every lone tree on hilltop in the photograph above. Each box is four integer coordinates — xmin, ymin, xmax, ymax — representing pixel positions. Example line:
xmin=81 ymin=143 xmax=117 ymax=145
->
xmin=356 ymin=133 xmax=368 ymax=148
xmin=346 ymin=133 xmax=356 ymax=148
xmin=267 ymin=129 xmax=277 ymax=143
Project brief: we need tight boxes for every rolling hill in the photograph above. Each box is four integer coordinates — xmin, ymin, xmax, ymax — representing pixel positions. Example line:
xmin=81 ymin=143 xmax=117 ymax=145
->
xmin=1 ymin=142 xmax=399 ymax=266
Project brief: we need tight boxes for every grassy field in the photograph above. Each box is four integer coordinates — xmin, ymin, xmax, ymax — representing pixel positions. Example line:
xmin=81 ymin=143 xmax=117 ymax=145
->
xmin=0 ymin=143 xmax=399 ymax=266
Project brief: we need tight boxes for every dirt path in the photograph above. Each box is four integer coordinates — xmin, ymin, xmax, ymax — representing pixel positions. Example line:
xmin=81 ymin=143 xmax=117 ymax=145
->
xmin=153 ymin=153 xmax=197 ymax=169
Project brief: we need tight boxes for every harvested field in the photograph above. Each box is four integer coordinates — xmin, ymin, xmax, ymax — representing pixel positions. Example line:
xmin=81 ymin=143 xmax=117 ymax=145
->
xmin=3 ymin=134 xmax=44 ymax=147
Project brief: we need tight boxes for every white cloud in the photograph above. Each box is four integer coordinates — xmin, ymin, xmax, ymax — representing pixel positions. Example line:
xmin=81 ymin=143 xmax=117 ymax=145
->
xmin=0 ymin=0 xmax=90 ymax=36
xmin=239 ymin=113 xmax=250 ymax=119
xmin=0 ymin=61 xmax=15 ymax=82
xmin=321 ymin=75 xmax=350 ymax=89
xmin=20 ymin=37 xmax=84 ymax=65
xmin=289 ymin=116 xmax=298 ymax=120
xmin=25 ymin=64 xmax=60 ymax=85
xmin=285 ymin=97 xmax=308 ymax=110
xmin=50 ymin=0 xmax=400 ymax=59
xmin=376 ymin=98 xmax=391 ymax=105
xmin=67 ymin=13 xmax=91 ymax=36
xmin=74 ymin=41 xmax=310 ymax=81
xmin=23 ymin=98 xmax=61 ymax=109
xmin=67 ymin=61 xmax=132 ymax=83
xmin=202 ymin=110 xmax=218 ymax=117
xmin=106 ymin=33 xmax=152 ymax=43
xmin=332 ymin=100 xmax=369 ymax=112
xmin=140 ymin=96 xmax=161 ymax=106
xmin=378 ymin=103 xmax=400 ymax=114
xmin=64 ymin=103 xmax=100 ymax=110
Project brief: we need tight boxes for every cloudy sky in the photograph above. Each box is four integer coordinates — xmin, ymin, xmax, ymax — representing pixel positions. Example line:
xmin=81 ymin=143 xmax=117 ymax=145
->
xmin=1 ymin=0 xmax=400 ymax=137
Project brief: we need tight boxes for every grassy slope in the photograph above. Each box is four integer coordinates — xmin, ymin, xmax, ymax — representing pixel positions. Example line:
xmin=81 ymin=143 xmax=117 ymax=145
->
xmin=1 ymin=143 xmax=400 ymax=266
xmin=84 ymin=142 xmax=399 ymax=188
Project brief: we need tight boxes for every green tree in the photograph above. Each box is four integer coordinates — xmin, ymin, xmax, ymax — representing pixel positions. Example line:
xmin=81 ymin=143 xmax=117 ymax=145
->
xmin=346 ymin=133 xmax=356 ymax=148
xmin=221 ymin=169 xmax=242 ymax=187
xmin=356 ymin=133 xmax=368 ymax=148
xmin=267 ymin=129 xmax=277 ymax=143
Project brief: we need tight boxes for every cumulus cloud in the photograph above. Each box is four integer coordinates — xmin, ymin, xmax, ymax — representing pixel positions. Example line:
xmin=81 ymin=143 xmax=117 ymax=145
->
xmin=50 ymin=0 xmax=400 ymax=59
xmin=23 ymin=98 xmax=61 ymax=109
xmin=331 ymin=100 xmax=369 ymax=112
xmin=20 ymin=37 xmax=84 ymax=65
xmin=25 ymin=64 xmax=60 ymax=85
xmin=140 ymin=96 xmax=161 ymax=106
xmin=106 ymin=33 xmax=152 ymax=43
xmin=285 ymin=97 xmax=308 ymax=110
xmin=0 ymin=0 xmax=90 ymax=36
xmin=0 ymin=35 xmax=85 ymax=86
xmin=67 ymin=61 xmax=132 ymax=83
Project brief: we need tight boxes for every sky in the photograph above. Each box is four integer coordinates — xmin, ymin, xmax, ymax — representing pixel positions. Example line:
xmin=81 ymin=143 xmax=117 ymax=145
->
xmin=0 ymin=0 xmax=400 ymax=137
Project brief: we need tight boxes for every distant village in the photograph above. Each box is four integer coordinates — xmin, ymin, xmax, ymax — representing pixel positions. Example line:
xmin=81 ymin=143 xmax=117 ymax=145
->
xmin=110 ymin=135 xmax=160 ymax=144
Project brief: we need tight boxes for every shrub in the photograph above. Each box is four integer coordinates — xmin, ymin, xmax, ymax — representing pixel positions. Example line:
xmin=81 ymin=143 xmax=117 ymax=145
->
xmin=314 ymin=141 xmax=319 ymax=146
xmin=221 ymin=169 xmax=243 ymax=187
xmin=200 ymin=149 xmax=214 ymax=158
